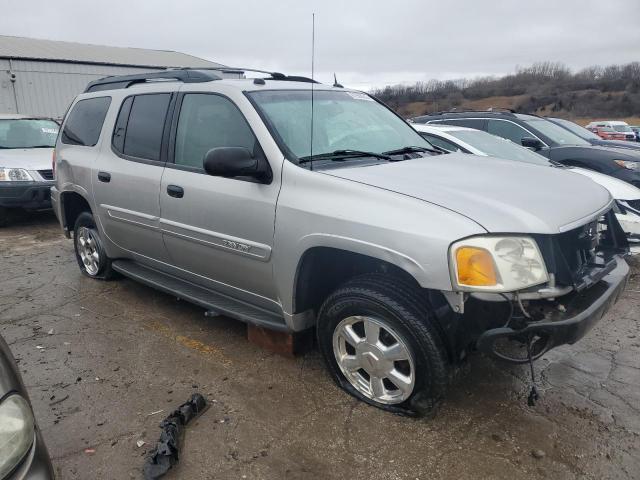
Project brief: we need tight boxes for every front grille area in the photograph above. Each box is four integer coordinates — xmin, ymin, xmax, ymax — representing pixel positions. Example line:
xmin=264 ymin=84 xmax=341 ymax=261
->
xmin=38 ymin=169 xmax=54 ymax=180
xmin=534 ymin=209 xmax=627 ymax=290
xmin=556 ymin=217 xmax=606 ymax=282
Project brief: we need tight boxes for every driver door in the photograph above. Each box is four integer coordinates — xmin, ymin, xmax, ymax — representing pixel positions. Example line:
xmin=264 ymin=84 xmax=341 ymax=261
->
xmin=159 ymin=92 xmax=280 ymax=309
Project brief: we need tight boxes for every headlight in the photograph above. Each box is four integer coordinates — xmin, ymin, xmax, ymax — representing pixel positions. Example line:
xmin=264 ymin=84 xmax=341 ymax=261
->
xmin=0 ymin=395 xmax=35 ymax=478
xmin=614 ymin=160 xmax=640 ymax=171
xmin=450 ymin=236 xmax=549 ymax=292
xmin=0 ymin=168 xmax=34 ymax=182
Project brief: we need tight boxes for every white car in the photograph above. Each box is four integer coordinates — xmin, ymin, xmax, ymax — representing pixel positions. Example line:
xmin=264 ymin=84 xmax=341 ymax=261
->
xmin=412 ymin=123 xmax=640 ymax=254
xmin=0 ymin=114 xmax=59 ymax=226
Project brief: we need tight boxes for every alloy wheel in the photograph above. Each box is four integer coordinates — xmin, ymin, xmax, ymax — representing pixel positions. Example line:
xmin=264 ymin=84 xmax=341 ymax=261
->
xmin=77 ymin=227 xmax=101 ymax=276
xmin=332 ymin=315 xmax=415 ymax=404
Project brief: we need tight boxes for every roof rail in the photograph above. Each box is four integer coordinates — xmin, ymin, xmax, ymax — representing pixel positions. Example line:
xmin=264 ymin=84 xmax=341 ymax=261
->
xmin=427 ymin=108 xmax=519 ymax=117
xmin=84 ymin=67 xmax=320 ymax=93
xmin=84 ymin=69 xmax=222 ymax=93
xmin=175 ymin=67 xmax=319 ymax=84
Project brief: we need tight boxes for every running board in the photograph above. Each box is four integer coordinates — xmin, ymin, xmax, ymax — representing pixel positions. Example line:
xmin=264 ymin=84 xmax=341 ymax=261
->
xmin=111 ymin=260 xmax=288 ymax=331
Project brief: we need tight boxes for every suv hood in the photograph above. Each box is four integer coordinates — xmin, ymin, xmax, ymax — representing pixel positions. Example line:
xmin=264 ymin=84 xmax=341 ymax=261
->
xmin=0 ymin=147 xmax=53 ymax=170
xmin=325 ymin=153 xmax=612 ymax=234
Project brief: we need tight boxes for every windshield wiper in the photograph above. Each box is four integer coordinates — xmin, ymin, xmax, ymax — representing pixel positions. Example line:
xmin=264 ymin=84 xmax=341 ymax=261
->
xmin=298 ymin=149 xmax=391 ymax=164
xmin=29 ymin=145 xmax=55 ymax=149
xmin=383 ymin=145 xmax=445 ymax=155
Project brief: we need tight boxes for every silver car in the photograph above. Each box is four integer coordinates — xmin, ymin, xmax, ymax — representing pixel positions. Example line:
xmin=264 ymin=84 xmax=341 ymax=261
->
xmin=51 ymin=69 xmax=630 ymax=415
xmin=0 ymin=115 xmax=58 ymax=227
xmin=0 ymin=334 xmax=54 ymax=480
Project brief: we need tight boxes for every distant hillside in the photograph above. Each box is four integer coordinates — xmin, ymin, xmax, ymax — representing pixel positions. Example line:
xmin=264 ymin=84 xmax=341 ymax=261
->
xmin=372 ymin=62 xmax=640 ymax=125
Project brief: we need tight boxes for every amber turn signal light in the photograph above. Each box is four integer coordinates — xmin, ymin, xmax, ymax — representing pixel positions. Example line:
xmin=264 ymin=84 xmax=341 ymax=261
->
xmin=455 ymin=246 xmax=498 ymax=287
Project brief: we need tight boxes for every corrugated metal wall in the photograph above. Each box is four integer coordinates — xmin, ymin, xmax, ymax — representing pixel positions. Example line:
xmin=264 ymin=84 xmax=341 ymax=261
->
xmin=0 ymin=59 xmax=18 ymax=113
xmin=0 ymin=59 xmax=160 ymax=118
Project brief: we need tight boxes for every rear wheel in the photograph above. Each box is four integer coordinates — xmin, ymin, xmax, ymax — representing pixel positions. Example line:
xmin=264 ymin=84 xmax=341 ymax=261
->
xmin=73 ymin=212 xmax=116 ymax=280
xmin=317 ymin=274 xmax=449 ymax=416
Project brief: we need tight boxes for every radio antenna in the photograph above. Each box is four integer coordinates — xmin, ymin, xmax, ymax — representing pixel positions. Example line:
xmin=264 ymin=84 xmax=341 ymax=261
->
xmin=309 ymin=13 xmax=315 ymax=171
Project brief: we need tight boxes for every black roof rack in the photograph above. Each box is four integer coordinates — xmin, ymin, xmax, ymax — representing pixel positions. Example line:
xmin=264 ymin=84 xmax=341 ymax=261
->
xmin=84 ymin=67 xmax=319 ymax=93
xmin=427 ymin=108 xmax=519 ymax=117
xmin=84 ymin=69 xmax=223 ymax=93
xmin=182 ymin=67 xmax=319 ymax=84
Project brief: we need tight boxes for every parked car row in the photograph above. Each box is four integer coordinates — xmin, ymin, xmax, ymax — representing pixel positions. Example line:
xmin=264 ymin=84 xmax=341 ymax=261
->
xmin=410 ymin=110 xmax=640 ymax=187
xmin=411 ymin=123 xmax=640 ymax=254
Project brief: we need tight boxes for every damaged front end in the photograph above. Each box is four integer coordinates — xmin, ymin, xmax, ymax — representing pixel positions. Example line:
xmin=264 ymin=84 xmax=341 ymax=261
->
xmin=456 ymin=208 xmax=630 ymax=364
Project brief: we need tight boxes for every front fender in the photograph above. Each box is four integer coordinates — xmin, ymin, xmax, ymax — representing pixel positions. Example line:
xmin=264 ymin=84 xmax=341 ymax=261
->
xmin=297 ymin=233 xmax=427 ymax=283
xmin=272 ymin=161 xmax=486 ymax=321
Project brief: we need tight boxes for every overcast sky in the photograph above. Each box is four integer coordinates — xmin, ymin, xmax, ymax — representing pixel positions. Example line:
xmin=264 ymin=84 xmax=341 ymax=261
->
xmin=2 ymin=0 xmax=639 ymax=90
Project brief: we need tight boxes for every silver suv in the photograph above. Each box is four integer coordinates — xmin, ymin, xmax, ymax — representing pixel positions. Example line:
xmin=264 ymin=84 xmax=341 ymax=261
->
xmin=52 ymin=68 xmax=630 ymax=415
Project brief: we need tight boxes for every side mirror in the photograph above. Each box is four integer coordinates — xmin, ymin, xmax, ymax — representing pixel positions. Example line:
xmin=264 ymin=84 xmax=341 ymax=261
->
xmin=521 ymin=137 xmax=544 ymax=151
xmin=203 ymin=147 xmax=269 ymax=182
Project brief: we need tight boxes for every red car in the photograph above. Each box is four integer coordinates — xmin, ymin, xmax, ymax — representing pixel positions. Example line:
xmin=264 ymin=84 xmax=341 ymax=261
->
xmin=587 ymin=125 xmax=628 ymax=141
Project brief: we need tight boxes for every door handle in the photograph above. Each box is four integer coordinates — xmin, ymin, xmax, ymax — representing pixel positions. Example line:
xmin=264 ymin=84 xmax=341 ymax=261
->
xmin=97 ymin=171 xmax=111 ymax=183
xmin=167 ymin=185 xmax=184 ymax=198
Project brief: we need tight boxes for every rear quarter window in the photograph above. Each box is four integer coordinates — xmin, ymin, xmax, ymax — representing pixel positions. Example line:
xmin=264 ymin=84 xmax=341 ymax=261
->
xmin=61 ymin=96 xmax=112 ymax=146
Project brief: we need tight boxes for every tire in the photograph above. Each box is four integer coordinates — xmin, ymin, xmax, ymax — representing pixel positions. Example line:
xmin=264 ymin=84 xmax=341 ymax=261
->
xmin=73 ymin=212 xmax=116 ymax=280
xmin=317 ymin=273 xmax=449 ymax=417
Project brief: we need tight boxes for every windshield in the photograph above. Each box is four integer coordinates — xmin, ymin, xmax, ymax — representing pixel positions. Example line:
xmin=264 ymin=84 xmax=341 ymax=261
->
xmin=0 ymin=119 xmax=59 ymax=149
xmin=247 ymin=90 xmax=431 ymax=162
xmin=551 ymin=118 xmax=601 ymax=140
xmin=523 ymin=119 xmax=590 ymax=146
xmin=447 ymin=129 xmax=551 ymax=166
xmin=612 ymin=124 xmax=633 ymax=133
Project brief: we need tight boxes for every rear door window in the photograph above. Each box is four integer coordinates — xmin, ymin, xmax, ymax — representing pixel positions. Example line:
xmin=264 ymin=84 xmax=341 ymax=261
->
xmin=61 ymin=97 xmax=112 ymax=146
xmin=121 ymin=94 xmax=171 ymax=161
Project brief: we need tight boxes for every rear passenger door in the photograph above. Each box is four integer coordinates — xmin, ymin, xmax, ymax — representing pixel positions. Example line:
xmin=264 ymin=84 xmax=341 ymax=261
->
xmin=58 ymin=96 xmax=112 ymax=213
xmin=92 ymin=91 xmax=173 ymax=263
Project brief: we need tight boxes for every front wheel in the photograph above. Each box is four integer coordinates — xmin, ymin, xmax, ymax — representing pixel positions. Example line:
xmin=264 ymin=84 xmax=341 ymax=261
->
xmin=73 ymin=212 xmax=116 ymax=280
xmin=317 ymin=274 xmax=449 ymax=417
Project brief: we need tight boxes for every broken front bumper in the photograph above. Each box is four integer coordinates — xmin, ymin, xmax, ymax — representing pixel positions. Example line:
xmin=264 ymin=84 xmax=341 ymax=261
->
xmin=476 ymin=256 xmax=629 ymax=362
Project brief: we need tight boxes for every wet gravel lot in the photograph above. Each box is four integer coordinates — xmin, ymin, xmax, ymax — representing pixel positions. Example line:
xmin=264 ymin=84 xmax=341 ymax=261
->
xmin=1 ymin=213 xmax=639 ymax=480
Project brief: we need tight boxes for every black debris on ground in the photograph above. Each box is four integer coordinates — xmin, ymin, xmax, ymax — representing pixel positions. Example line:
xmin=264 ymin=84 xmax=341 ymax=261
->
xmin=143 ymin=393 xmax=209 ymax=479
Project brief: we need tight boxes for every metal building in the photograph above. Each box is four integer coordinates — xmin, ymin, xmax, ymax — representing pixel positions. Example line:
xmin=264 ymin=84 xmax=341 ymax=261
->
xmin=0 ymin=35 xmax=225 ymax=118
